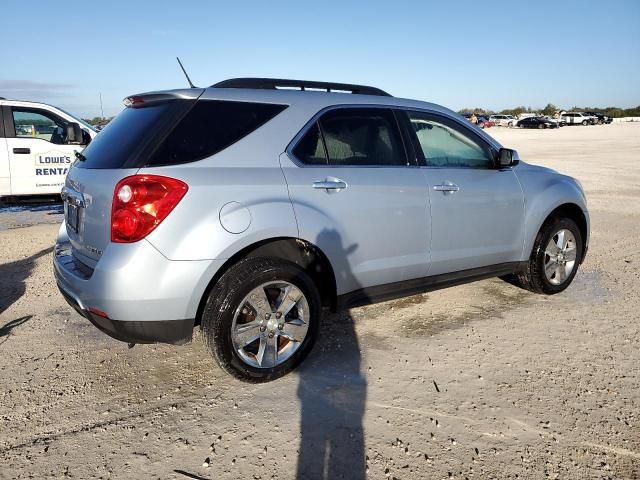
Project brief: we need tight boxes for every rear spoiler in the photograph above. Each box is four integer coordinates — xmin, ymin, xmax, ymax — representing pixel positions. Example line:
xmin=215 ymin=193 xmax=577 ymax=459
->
xmin=123 ymin=89 xmax=204 ymax=107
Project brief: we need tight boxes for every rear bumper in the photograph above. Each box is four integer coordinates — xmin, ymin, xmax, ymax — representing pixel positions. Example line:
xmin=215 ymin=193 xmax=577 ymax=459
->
xmin=53 ymin=223 xmax=225 ymax=345
xmin=57 ymin=284 xmax=194 ymax=345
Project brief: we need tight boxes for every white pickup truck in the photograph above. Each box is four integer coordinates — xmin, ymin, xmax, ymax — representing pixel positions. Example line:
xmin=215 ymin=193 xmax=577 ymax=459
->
xmin=0 ymin=98 xmax=97 ymax=198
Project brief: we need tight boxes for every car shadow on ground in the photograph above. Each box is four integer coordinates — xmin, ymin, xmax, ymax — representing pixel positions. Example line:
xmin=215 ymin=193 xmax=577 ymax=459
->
xmin=0 ymin=246 xmax=53 ymax=315
xmin=295 ymin=228 xmax=367 ymax=480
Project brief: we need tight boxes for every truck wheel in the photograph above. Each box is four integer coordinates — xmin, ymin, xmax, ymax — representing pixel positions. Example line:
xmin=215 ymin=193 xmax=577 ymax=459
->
xmin=582 ymin=120 xmax=588 ymax=126
xmin=510 ymin=218 xmax=583 ymax=295
xmin=201 ymin=257 xmax=321 ymax=382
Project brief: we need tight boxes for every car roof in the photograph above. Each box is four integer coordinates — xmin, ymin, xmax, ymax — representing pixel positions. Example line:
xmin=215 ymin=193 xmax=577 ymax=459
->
xmin=131 ymin=80 xmax=504 ymax=150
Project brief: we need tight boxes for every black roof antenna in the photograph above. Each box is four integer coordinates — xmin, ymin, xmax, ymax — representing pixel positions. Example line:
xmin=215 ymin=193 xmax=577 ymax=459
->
xmin=176 ymin=57 xmax=197 ymax=88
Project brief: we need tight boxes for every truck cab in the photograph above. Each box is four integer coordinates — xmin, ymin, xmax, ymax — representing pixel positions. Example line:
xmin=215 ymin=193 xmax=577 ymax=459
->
xmin=0 ymin=98 xmax=97 ymax=198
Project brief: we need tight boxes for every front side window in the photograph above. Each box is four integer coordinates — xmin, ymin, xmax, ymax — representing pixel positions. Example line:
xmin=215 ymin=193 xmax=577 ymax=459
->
xmin=12 ymin=108 xmax=69 ymax=144
xmin=316 ymin=108 xmax=407 ymax=167
xmin=404 ymin=111 xmax=493 ymax=168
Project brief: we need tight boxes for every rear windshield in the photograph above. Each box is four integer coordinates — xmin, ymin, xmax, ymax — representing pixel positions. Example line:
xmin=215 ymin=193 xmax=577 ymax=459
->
xmin=77 ymin=99 xmax=286 ymax=169
xmin=77 ymin=101 xmax=191 ymax=169
xmin=146 ymin=100 xmax=287 ymax=166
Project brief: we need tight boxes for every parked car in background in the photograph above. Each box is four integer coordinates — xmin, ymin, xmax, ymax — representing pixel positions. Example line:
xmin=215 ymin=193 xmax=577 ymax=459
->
xmin=489 ymin=114 xmax=516 ymax=127
xmin=517 ymin=113 xmax=538 ymax=121
xmin=584 ymin=112 xmax=612 ymax=124
xmin=462 ymin=113 xmax=493 ymax=129
xmin=544 ymin=116 xmax=566 ymax=127
xmin=476 ymin=115 xmax=494 ymax=129
xmin=517 ymin=116 xmax=559 ymax=129
xmin=562 ymin=112 xmax=594 ymax=126
xmin=54 ymin=77 xmax=589 ymax=381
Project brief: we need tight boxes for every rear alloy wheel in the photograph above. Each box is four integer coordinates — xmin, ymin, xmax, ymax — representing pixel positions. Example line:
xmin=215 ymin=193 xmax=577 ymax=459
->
xmin=201 ymin=258 xmax=321 ymax=382
xmin=509 ymin=217 xmax=583 ymax=294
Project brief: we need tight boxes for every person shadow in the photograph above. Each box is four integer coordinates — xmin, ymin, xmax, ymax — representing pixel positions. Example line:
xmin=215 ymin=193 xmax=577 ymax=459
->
xmin=0 ymin=246 xmax=53 ymax=316
xmin=296 ymin=229 xmax=368 ymax=480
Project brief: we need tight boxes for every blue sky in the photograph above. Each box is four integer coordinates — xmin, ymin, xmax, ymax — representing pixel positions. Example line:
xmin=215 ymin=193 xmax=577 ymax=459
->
xmin=1 ymin=0 xmax=638 ymax=118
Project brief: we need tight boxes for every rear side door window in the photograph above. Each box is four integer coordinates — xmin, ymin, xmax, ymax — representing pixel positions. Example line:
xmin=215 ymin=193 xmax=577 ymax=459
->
xmin=311 ymin=108 xmax=409 ymax=167
xmin=401 ymin=111 xmax=494 ymax=169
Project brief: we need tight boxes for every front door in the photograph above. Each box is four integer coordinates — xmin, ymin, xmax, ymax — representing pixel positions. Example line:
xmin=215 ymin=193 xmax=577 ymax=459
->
xmin=401 ymin=110 xmax=525 ymax=276
xmin=281 ymin=107 xmax=431 ymax=295
xmin=5 ymin=106 xmax=79 ymax=195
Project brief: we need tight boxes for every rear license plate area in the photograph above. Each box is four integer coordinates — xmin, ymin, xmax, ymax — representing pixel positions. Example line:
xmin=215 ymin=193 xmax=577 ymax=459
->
xmin=66 ymin=203 xmax=79 ymax=233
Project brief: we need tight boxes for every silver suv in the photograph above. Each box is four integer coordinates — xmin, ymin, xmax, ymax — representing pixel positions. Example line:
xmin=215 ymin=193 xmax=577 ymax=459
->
xmin=54 ymin=78 xmax=589 ymax=381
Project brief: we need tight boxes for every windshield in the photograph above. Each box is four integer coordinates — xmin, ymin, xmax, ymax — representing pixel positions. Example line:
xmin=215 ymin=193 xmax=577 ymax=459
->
xmin=56 ymin=107 xmax=98 ymax=133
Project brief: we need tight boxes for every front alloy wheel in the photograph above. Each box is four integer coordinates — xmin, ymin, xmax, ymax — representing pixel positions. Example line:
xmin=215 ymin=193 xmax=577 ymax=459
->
xmin=543 ymin=229 xmax=577 ymax=285
xmin=509 ymin=217 xmax=583 ymax=294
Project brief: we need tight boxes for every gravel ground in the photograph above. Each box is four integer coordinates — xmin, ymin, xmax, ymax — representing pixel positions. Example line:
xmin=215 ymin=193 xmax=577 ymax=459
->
xmin=0 ymin=123 xmax=638 ymax=479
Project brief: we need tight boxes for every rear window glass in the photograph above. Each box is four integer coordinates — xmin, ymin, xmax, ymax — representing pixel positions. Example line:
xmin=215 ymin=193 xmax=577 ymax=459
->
xmin=147 ymin=100 xmax=287 ymax=166
xmin=77 ymin=102 xmax=185 ymax=169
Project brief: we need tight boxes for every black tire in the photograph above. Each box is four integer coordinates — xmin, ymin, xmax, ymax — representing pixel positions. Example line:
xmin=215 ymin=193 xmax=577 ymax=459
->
xmin=201 ymin=257 xmax=321 ymax=382
xmin=582 ymin=120 xmax=588 ymax=126
xmin=538 ymin=123 xmax=545 ymax=129
xmin=510 ymin=217 xmax=583 ymax=295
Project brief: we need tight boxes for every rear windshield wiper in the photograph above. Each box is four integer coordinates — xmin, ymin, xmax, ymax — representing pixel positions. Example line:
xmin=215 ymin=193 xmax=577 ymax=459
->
xmin=74 ymin=150 xmax=86 ymax=162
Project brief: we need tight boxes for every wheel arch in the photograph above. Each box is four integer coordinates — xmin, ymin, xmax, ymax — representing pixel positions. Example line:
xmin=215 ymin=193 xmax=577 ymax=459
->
xmin=531 ymin=203 xmax=589 ymax=263
xmin=194 ymin=237 xmax=338 ymax=326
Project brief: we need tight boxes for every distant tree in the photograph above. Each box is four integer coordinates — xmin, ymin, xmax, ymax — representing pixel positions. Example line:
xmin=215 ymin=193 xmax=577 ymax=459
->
xmin=542 ymin=103 xmax=557 ymax=116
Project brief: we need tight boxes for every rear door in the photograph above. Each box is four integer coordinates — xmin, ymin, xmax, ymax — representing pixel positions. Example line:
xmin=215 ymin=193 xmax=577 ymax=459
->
xmin=400 ymin=110 xmax=524 ymax=276
xmin=4 ymin=106 xmax=80 ymax=195
xmin=281 ymin=106 xmax=431 ymax=295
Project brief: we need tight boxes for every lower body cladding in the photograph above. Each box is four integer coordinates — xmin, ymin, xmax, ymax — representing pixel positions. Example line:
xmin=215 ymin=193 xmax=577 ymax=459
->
xmin=53 ymin=230 xmax=224 ymax=345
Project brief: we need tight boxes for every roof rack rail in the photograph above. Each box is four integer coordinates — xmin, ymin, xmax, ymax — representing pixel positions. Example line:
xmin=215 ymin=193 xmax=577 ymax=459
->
xmin=211 ymin=78 xmax=391 ymax=97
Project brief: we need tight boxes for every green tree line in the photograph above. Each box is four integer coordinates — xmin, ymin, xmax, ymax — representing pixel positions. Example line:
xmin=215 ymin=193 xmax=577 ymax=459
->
xmin=459 ymin=104 xmax=640 ymax=118
xmin=82 ymin=117 xmax=114 ymax=127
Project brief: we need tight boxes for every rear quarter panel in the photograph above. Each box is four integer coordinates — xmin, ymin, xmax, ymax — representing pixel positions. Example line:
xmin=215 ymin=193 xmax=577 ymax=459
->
xmin=138 ymin=103 xmax=307 ymax=261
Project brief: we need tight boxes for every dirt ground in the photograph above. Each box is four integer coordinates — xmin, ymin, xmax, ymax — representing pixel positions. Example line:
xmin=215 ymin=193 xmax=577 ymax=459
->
xmin=1 ymin=123 xmax=639 ymax=479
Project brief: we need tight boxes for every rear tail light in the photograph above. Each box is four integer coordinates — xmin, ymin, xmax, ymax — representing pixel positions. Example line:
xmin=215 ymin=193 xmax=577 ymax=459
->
xmin=111 ymin=175 xmax=188 ymax=243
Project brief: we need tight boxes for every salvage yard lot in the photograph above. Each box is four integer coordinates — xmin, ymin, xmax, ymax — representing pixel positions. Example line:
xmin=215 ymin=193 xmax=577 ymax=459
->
xmin=1 ymin=123 xmax=639 ymax=479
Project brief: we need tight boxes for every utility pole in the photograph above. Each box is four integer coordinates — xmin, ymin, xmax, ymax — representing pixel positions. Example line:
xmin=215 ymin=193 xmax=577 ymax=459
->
xmin=99 ymin=92 xmax=104 ymax=120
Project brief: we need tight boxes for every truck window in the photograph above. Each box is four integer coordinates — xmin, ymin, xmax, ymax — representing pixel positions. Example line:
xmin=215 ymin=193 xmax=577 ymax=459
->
xmin=12 ymin=108 xmax=69 ymax=145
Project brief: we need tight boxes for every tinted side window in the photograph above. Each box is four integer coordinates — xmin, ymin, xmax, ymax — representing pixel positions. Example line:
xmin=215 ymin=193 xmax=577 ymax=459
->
xmin=148 ymin=100 xmax=287 ymax=166
xmin=318 ymin=108 xmax=407 ymax=167
xmin=292 ymin=122 xmax=327 ymax=165
xmin=405 ymin=111 xmax=493 ymax=168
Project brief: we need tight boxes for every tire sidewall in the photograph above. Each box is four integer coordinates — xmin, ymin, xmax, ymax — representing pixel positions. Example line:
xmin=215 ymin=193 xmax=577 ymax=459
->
xmin=534 ymin=218 xmax=583 ymax=294
xmin=203 ymin=259 xmax=321 ymax=382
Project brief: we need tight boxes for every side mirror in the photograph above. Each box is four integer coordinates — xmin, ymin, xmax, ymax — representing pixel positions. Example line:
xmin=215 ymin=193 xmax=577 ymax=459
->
xmin=65 ymin=122 xmax=84 ymax=144
xmin=81 ymin=129 xmax=92 ymax=145
xmin=497 ymin=148 xmax=520 ymax=168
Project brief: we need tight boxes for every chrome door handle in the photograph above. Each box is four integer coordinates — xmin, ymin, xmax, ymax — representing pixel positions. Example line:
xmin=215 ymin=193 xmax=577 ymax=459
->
xmin=313 ymin=179 xmax=348 ymax=191
xmin=433 ymin=183 xmax=460 ymax=193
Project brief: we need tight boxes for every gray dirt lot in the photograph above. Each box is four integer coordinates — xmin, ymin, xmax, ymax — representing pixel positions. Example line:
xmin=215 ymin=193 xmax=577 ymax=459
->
xmin=0 ymin=123 xmax=639 ymax=479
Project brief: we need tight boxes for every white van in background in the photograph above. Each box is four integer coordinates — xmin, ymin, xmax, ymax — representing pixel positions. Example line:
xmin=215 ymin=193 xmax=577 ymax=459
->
xmin=0 ymin=98 xmax=97 ymax=198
